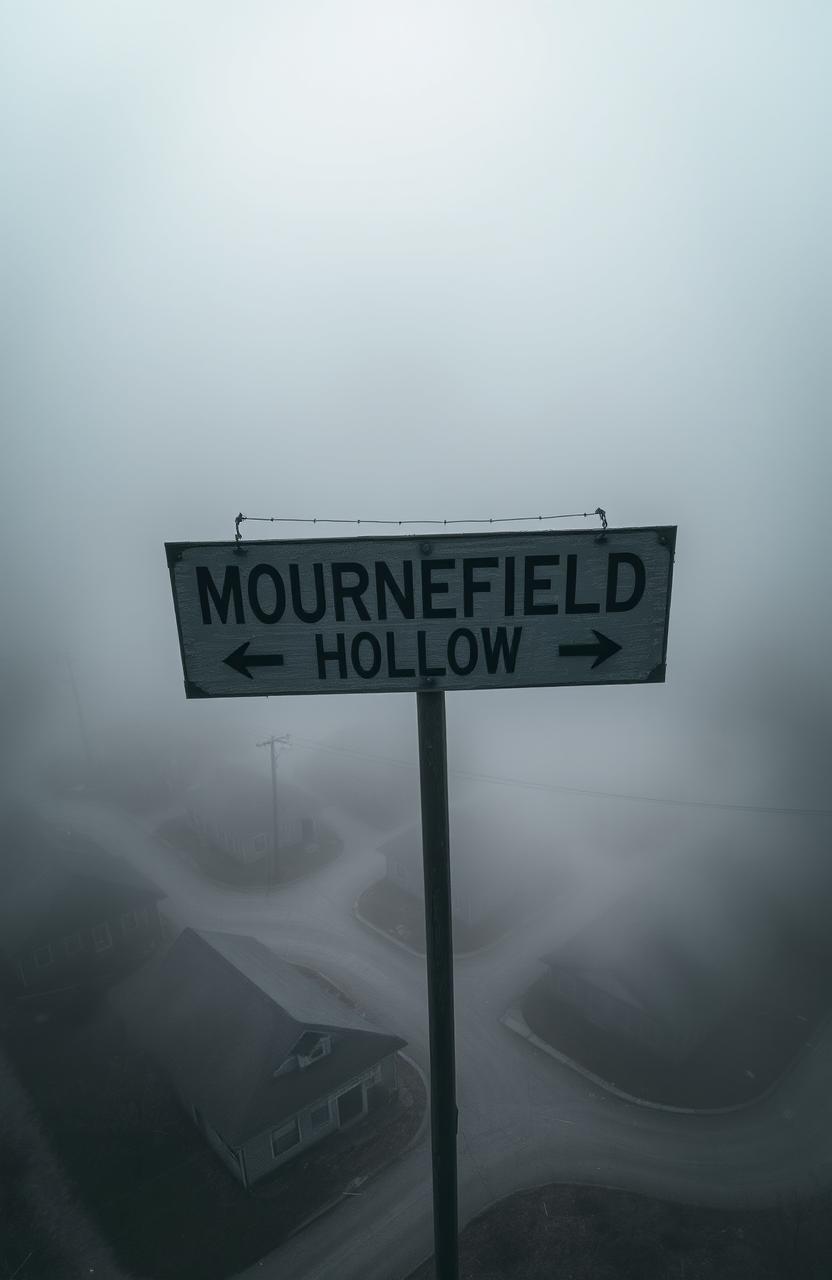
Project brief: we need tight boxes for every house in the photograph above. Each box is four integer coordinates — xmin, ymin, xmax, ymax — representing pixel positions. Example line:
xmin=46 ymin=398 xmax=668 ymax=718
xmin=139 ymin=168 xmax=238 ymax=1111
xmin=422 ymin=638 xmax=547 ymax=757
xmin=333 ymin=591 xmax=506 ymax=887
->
xmin=380 ymin=795 xmax=558 ymax=928
xmin=0 ymin=813 xmax=165 ymax=995
xmin=538 ymin=851 xmax=782 ymax=1062
xmin=113 ymin=928 xmax=405 ymax=1186
xmin=185 ymin=764 xmax=320 ymax=865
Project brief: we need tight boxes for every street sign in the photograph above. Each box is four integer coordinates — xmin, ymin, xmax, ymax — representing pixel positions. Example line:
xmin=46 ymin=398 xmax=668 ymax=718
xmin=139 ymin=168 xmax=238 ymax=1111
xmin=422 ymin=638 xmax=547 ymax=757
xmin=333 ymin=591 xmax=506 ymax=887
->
xmin=165 ymin=526 xmax=675 ymax=699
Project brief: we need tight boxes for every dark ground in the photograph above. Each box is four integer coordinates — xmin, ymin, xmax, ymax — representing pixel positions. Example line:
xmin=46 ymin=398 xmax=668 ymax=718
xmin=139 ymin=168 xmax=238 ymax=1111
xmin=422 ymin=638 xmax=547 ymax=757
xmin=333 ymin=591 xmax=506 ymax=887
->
xmin=156 ymin=814 xmax=342 ymax=887
xmin=0 ymin=1049 xmax=127 ymax=1280
xmin=522 ymin=946 xmax=832 ymax=1108
xmin=2 ymin=992 xmax=425 ymax=1280
xmin=357 ymin=877 xmax=522 ymax=954
xmin=409 ymin=1183 xmax=832 ymax=1280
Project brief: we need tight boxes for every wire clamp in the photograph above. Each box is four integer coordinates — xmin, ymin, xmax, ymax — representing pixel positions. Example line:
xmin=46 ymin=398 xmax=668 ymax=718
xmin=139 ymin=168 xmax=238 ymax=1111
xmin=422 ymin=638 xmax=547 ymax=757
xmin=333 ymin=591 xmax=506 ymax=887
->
xmin=233 ymin=512 xmax=247 ymax=555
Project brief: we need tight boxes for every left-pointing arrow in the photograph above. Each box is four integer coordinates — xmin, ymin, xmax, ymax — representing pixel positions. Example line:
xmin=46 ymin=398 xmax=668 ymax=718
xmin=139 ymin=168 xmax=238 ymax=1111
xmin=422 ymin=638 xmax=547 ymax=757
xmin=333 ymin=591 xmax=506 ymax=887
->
xmin=223 ymin=641 xmax=285 ymax=680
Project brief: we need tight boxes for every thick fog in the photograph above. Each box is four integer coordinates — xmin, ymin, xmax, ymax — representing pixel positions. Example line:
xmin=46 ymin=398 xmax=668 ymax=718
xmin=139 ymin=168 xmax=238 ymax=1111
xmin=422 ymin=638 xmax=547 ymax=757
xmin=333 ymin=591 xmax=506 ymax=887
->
xmin=3 ymin=1 xmax=830 ymax=786
xmin=2 ymin=4 xmax=831 ymax=1278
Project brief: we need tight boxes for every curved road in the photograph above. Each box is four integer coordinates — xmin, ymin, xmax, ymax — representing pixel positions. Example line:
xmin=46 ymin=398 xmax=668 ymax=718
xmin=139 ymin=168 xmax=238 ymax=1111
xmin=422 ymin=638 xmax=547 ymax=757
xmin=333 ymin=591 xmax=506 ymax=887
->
xmin=41 ymin=794 xmax=832 ymax=1280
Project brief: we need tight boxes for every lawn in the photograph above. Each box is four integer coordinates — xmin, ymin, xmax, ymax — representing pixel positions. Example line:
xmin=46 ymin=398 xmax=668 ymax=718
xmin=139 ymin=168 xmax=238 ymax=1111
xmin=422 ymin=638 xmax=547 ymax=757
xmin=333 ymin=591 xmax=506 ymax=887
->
xmin=156 ymin=814 xmax=342 ymax=888
xmin=409 ymin=1183 xmax=832 ymax=1279
xmin=357 ymin=877 xmax=521 ymax=955
xmin=521 ymin=943 xmax=832 ymax=1109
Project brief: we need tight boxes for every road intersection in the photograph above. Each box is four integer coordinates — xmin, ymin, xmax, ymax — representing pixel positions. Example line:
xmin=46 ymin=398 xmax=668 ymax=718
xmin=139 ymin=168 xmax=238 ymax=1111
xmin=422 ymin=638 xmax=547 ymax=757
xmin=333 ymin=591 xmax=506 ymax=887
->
xmin=41 ymin=793 xmax=832 ymax=1280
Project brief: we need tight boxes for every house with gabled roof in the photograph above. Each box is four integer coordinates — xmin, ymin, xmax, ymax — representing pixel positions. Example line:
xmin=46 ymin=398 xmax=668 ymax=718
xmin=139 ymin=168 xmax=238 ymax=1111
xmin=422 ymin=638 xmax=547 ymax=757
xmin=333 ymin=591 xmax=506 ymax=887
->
xmin=184 ymin=764 xmax=320 ymax=865
xmin=113 ymin=928 xmax=405 ymax=1186
xmin=0 ymin=812 xmax=164 ymax=996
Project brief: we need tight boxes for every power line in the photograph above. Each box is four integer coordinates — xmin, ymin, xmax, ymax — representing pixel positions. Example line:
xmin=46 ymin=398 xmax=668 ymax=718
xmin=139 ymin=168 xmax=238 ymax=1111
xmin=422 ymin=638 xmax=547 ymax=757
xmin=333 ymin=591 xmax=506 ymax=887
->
xmin=286 ymin=734 xmax=832 ymax=819
xmin=234 ymin=508 xmax=608 ymax=540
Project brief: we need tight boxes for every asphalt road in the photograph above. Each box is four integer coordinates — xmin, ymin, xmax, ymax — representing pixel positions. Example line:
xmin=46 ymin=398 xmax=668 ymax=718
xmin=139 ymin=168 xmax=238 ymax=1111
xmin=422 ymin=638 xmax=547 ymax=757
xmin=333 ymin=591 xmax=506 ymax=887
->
xmin=40 ymin=793 xmax=832 ymax=1280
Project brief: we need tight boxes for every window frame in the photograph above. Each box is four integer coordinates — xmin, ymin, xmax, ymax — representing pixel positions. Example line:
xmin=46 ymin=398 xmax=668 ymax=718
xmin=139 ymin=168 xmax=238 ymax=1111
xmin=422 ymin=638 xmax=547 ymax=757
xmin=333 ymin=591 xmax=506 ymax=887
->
xmin=34 ymin=943 xmax=54 ymax=969
xmin=63 ymin=932 xmax=83 ymax=957
xmin=297 ymin=1033 xmax=331 ymax=1068
xmin=270 ymin=1117 xmax=300 ymax=1158
xmin=308 ymin=1101 xmax=331 ymax=1130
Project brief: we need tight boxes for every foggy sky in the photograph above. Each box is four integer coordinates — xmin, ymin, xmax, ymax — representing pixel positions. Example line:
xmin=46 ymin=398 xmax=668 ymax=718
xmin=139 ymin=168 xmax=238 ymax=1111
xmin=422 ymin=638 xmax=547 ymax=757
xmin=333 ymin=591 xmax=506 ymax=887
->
xmin=2 ymin=2 xmax=830 ymax=813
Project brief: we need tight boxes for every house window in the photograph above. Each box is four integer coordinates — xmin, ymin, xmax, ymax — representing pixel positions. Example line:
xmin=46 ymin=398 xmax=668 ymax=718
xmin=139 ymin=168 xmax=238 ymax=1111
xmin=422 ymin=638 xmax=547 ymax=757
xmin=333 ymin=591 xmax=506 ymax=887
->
xmin=34 ymin=944 xmax=53 ymax=969
xmin=253 ymin=833 xmax=268 ymax=854
xmin=309 ymin=1101 xmax=331 ymax=1129
xmin=63 ymin=932 xmax=82 ymax=957
xmin=92 ymin=923 xmax=112 ymax=953
xmin=271 ymin=1118 xmax=300 ymax=1158
xmin=297 ymin=1034 xmax=331 ymax=1068
xmin=121 ymin=911 xmax=138 ymax=936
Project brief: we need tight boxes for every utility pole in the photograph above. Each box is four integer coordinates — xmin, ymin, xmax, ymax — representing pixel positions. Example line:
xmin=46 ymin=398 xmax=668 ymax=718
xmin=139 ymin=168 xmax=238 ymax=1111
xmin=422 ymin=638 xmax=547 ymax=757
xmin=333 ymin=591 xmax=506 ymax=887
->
xmin=256 ymin=734 xmax=290 ymax=888
xmin=417 ymin=690 xmax=458 ymax=1280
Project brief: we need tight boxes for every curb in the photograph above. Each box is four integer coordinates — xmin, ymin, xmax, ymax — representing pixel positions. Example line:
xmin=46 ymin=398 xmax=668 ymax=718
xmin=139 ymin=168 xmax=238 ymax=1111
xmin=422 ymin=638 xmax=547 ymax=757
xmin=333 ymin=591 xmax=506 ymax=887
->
xmin=353 ymin=900 xmax=426 ymax=959
xmin=501 ymin=1004 xmax=832 ymax=1117
xmin=398 ymin=1051 xmax=430 ymax=1152
xmin=352 ymin=895 xmax=516 ymax=962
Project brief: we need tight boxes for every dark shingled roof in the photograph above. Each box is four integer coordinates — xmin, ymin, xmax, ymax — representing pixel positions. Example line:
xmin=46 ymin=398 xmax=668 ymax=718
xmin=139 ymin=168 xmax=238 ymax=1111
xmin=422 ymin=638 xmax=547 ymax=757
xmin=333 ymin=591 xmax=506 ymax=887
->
xmin=112 ymin=929 xmax=405 ymax=1146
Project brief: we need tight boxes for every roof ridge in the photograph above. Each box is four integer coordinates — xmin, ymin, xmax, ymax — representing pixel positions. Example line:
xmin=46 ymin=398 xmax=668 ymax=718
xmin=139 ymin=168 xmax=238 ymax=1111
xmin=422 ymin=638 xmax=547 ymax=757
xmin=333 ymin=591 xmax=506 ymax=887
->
xmin=183 ymin=930 xmax=355 ymax=1036
xmin=184 ymin=929 xmax=305 ymax=1135
xmin=183 ymin=927 xmax=303 ymax=1025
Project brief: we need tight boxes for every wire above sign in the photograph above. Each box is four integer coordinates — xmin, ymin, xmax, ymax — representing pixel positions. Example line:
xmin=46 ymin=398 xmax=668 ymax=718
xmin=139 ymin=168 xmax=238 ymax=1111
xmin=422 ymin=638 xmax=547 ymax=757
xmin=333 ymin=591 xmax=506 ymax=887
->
xmin=166 ymin=526 xmax=675 ymax=699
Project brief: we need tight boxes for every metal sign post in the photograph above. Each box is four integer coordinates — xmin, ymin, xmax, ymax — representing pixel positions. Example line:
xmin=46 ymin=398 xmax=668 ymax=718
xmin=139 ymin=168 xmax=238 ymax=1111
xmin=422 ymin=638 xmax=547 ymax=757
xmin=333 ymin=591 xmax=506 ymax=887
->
xmin=417 ymin=689 xmax=458 ymax=1280
xmin=165 ymin=524 xmax=676 ymax=1280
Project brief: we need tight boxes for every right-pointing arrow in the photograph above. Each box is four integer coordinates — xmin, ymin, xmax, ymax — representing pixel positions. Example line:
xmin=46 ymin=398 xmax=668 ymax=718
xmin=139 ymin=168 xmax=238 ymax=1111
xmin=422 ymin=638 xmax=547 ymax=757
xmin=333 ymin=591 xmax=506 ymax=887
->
xmin=558 ymin=630 xmax=622 ymax=669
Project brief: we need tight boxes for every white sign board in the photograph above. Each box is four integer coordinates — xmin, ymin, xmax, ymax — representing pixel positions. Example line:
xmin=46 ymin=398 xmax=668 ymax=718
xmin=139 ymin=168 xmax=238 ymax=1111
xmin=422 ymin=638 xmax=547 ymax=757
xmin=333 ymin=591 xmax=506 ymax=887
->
xmin=165 ymin=527 xmax=675 ymax=699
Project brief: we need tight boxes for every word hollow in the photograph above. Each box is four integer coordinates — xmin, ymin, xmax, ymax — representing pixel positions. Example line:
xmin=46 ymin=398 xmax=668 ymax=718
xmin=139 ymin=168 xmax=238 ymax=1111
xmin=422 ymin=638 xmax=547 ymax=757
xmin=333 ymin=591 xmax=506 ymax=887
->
xmin=314 ymin=627 xmax=523 ymax=681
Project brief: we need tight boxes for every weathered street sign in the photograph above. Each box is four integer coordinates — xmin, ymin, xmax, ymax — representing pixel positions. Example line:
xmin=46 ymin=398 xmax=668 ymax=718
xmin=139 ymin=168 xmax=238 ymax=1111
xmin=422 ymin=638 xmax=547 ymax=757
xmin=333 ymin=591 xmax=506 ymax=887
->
xmin=165 ymin=526 xmax=675 ymax=699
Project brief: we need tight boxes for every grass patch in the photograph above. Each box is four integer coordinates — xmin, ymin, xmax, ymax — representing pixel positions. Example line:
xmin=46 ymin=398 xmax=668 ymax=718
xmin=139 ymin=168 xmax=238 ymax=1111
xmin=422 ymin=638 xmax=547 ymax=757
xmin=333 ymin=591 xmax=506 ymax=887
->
xmin=357 ymin=878 xmax=522 ymax=955
xmin=410 ymin=1183 xmax=832 ymax=1279
xmin=521 ymin=946 xmax=832 ymax=1108
xmin=156 ymin=815 xmax=342 ymax=887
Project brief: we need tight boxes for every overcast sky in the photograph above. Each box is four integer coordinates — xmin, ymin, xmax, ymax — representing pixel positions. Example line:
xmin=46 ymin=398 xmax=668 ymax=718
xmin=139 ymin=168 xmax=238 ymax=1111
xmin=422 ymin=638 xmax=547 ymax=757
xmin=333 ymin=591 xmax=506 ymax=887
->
xmin=2 ymin=2 xmax=830 ymax=812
